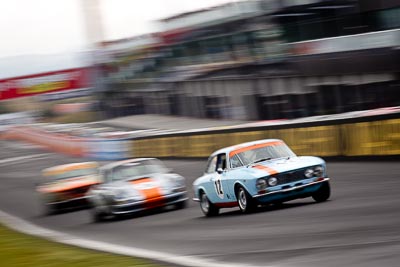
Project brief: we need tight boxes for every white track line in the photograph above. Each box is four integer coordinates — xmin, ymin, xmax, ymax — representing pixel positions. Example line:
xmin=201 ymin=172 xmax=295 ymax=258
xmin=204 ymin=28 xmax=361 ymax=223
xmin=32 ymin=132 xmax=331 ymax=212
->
xmin=0 ymin=153 xmax=51 ymax=165
xmin=0 ymin=210 xmax=270 ymax=267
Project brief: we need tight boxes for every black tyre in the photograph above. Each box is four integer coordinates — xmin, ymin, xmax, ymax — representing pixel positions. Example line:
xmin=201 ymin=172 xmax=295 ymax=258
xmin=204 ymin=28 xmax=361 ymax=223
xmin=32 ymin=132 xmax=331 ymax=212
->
xmin=312 ymin=181 xmax=331 ymax=202
xmin=43 ymin=203 xmax=56 ymax=216
xmin=175 ymin=200 xmax=187 ymax=210
xmin=91 ymin=205 xmax=106 ymax=222
xmin=236 ymin=186 xmax=257 ymax=213
xmin=199 ymin=191 xmax=219 ymax=217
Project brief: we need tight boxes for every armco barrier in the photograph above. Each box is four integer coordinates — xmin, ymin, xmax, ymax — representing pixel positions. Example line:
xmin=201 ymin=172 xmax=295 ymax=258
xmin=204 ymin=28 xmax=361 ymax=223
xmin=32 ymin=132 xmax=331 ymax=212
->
xmin=341 ymin=118 xmax=400 ymax=156
xmin=130 ymin=117 xmax=400 ymax=158
xmin=130 ymin=125 xmax=341 ymax=158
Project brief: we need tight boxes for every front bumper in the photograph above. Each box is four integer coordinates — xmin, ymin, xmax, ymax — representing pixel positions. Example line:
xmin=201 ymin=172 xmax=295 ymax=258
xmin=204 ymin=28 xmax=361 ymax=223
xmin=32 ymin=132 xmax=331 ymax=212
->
xmin=110 ymin=191 xmax=188 ymax=215
xmin=254 ymin=178 xmax=330 ymax=203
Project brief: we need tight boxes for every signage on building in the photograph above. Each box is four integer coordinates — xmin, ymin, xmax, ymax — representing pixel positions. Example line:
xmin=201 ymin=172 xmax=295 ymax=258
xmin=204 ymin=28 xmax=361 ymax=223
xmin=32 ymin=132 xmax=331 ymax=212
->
xmin=0 ymin=68 xmax=91 ymax=101
xmin=292 ymin=29 xmax=400 ymax=55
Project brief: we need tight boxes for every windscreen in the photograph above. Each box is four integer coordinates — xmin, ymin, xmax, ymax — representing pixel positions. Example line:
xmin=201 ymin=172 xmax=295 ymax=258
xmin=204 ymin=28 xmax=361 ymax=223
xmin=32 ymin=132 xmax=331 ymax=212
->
xmin=111 ymin=160 xmax=167 ymax=181
xmin=52 ymin=168 xmax=97 ymax=180
xmin=235 ymin=143 xmax=296 ymax=165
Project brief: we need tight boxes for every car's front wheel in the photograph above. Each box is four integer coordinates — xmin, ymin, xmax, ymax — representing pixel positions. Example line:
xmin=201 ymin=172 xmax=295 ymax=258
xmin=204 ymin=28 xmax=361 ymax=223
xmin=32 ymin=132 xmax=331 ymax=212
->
xmin=199 ymin=191 xmax=219 ymax=217
xmin=175 ymin=200 xmax=187 ymax=210
xmin=91 ymin=206 xmax=106 ymax=222
xmin=236 ymin=186 xmax=256 ymax=213
xmin=312 ymin=181 xmax=331 ymax=202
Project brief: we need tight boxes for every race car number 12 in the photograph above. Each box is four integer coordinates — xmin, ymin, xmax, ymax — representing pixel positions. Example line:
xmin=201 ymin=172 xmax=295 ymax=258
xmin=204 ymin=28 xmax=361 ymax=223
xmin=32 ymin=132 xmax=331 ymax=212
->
xmin=214 ymin=178 xmax=224 ymax=199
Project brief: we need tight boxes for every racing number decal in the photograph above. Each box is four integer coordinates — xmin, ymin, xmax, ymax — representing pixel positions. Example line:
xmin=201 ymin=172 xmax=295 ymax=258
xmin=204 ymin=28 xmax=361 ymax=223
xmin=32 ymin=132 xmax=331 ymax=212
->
xmin=214 ymin=177 xmax=224 ymax=199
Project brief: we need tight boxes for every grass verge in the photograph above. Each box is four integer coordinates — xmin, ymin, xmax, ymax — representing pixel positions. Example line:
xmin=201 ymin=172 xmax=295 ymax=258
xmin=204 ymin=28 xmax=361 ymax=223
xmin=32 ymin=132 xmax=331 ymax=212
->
xmin=0 ymin=223 xmax=164 ymax=267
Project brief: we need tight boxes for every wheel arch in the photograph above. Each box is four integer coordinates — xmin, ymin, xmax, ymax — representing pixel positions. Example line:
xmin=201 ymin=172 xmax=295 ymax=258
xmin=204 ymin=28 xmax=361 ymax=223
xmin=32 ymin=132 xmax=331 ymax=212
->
xmin=197 ymin=186 xmax=207 ymax=198
xmin=233 ymin=181 xmax=250 ymax=198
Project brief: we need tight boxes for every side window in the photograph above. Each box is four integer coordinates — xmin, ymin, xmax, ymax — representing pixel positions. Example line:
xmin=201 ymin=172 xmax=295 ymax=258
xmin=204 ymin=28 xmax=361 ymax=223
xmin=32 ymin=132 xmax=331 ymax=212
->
xmin=205 ymin=156 xmax=217 ymax=173
xmin=230 ymin=154 xmax=243 ymax=168
xmin=216 ymin=153 xmax=227 ymax=171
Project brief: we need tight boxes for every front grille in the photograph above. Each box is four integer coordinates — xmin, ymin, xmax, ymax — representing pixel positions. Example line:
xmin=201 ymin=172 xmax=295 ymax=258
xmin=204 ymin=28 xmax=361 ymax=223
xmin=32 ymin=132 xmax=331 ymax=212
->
xmin=145 ymin=197 xmax=165 ymax=209
xmin=276 ymin=170 xmax=306 ymax=185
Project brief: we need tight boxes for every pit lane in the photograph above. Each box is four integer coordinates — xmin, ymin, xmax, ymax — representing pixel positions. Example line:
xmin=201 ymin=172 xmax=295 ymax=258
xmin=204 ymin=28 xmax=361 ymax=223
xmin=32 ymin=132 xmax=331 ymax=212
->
xmin=0 ymin=140 xmax=399 ymax=267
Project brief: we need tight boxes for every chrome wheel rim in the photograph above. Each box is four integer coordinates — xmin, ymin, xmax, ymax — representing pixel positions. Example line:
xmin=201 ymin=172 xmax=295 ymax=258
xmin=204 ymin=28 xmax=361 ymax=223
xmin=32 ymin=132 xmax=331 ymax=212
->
xmin=238 ymin=188 xmax=247 ymax=210
xmin=200 ymin=194 xmax=209 ymax=213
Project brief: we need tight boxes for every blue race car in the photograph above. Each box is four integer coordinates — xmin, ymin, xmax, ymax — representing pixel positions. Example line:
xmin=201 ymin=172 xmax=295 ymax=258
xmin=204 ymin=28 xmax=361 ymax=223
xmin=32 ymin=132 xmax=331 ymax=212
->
xmin=192 ymin=139 xmax=331 ymax=216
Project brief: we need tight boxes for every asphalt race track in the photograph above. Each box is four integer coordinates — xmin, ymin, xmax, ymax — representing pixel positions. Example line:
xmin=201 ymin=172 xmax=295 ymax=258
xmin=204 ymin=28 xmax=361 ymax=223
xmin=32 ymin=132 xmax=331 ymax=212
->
xmin=1 ymin=140 xmax=400 ymax=267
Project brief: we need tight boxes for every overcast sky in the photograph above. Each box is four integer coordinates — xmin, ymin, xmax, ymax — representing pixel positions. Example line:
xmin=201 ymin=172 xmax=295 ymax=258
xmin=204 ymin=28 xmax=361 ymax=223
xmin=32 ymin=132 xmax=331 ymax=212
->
xmin=0 ymin=0 xmax=233 ymax=58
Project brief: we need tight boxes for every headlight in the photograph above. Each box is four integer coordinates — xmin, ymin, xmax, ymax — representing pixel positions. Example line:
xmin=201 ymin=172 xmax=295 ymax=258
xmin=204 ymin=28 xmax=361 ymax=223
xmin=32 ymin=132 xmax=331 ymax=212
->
xmin=113 ymin=189 xmax=129 ymax=200
xmin=175 ymin=177 xmax=186 ymax=187
xmin=256 ymin=178 xmax=267 ymax=190
xmin=304 ymin=168 xmax=314 ymax=178
xmin=169 ymin=175 xmax=185 ymax=188
xmin=112 ymin=188 xmax=139 ymax=201
xmin=163 ymin=175 xmax=186 ymax=193
xmin=314 ymin=166 xmax=324 ymax=177
xmin=267 ymin=177 xmax=278 ymax=187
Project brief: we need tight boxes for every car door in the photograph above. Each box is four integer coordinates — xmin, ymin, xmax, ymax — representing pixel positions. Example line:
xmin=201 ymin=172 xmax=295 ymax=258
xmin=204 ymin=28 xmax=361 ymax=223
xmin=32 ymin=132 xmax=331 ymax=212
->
xmin=225 ymin=154 xmax=245 ymax=200
xmin=200 ymin=155 xmax=218 ymax=203
xmin=205 ymin=153 xmax=229 ymax=203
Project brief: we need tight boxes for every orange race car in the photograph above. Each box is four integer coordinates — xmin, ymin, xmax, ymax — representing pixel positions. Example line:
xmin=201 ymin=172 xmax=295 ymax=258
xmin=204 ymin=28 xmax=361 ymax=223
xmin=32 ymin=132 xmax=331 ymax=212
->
xmin=37 ymin=162 xmax=100 ymax=214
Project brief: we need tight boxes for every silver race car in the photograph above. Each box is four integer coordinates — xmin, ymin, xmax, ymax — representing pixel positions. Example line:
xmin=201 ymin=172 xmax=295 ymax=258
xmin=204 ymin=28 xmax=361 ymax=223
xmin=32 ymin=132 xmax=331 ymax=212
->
xmin=87 ymin=158 xmax=187 ymax=221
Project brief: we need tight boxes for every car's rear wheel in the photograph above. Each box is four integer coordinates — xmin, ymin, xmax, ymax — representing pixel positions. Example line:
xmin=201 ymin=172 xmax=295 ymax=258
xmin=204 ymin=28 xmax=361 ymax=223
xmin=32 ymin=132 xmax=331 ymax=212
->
xmin=312 ymin=181 xmax=331 ymax=202
xmin=42 ymin=203 xmax=56 ymax=216
xmin=236 ymin=186 xmax=256 ymax=213
xmin=200 ymin=191 xmax=219 ymax=217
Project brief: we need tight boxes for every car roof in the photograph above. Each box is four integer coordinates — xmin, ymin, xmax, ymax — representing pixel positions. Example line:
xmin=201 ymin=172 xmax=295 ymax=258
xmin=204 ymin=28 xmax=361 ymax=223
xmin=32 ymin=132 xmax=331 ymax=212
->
xmin=211 ymin=139 xmax=283 ymax=157
xmin=42 ymin=162 xmax=99 ymax=176
xmin=100 ymin=158 xmax=156 ymax=171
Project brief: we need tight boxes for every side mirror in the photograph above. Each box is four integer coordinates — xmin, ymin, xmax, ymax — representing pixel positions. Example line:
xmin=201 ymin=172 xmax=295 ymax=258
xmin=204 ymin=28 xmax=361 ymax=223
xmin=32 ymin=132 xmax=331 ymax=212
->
xmin=217 ymin=168 xmax=224 ymax=174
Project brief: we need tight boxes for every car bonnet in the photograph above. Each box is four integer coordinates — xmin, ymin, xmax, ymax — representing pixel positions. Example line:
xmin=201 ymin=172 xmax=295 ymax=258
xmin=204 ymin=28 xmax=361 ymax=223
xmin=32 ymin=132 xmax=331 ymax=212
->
xmin=248 ymin=156 xmax=324 ymax=177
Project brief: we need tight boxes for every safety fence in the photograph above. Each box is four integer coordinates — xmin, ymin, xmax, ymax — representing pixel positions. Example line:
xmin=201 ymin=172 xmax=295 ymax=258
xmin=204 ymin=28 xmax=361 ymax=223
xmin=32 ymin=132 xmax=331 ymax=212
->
xmin=2 ymin=116 xmax=400 ymax=160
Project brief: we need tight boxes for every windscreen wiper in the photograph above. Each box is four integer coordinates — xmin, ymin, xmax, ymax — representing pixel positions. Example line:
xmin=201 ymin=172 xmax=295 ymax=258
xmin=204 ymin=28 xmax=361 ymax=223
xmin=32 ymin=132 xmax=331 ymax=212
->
xmin=252 ymin=158 xmax=272 ymax=164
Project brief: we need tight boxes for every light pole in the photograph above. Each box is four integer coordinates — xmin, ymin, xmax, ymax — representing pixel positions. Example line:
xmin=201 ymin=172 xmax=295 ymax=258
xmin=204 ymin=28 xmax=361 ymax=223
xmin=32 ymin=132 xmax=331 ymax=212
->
xmin=81 ymin=0 xmax=107 ymax=119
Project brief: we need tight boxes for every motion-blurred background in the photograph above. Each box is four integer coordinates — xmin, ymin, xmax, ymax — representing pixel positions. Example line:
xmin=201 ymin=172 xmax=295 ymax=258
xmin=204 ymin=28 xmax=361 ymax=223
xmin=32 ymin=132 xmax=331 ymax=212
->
xmin=0 ymin=0 xmax=399 ymax=124
xmin=1 ymin=4 xmax=400 ymax=267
